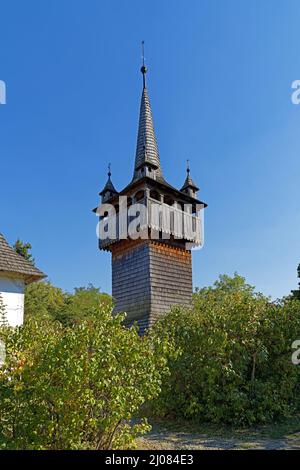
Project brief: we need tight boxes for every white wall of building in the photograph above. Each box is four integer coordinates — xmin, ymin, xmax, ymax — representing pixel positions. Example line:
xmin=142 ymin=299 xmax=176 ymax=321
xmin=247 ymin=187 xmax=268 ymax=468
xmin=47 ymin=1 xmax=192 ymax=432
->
xmin=0 ymin=276 xmax=25 ymax=327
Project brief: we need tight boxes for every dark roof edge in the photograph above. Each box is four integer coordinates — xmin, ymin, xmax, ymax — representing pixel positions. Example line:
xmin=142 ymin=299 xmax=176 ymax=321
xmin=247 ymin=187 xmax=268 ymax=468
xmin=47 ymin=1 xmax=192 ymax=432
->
xmin=93 ymin=176 xmax=207 ymax=209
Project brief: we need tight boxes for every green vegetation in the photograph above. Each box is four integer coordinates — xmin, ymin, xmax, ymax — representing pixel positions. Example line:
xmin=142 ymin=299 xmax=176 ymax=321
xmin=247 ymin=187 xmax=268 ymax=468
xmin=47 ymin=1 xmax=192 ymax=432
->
xmin=151 ymin=274 xmax=300 ymax=426
xmin=1 ymin=273 xmax=300 ymax=449
xmin=0 ymin=295 xmax=8 ymax=327
xmin=24 ymin=282 xmax=112 ymax=326
xmin=0 ymin=307 xmax=168 ymax=449
xmin=13 ymin=239 xmax=35 ymax=264
xmin=292 ymin=263 xmax=300 ymax=301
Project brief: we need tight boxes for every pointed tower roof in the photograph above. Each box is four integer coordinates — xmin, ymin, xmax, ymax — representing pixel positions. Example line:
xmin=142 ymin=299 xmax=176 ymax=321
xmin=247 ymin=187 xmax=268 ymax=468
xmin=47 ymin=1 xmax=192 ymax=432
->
xmin=100 ymin=165 xmax=118 ymax=196
xmin=181 ymin=160 xmax=199 ymax=192
xmin=132 ymin=42 xmax=163 ymax=181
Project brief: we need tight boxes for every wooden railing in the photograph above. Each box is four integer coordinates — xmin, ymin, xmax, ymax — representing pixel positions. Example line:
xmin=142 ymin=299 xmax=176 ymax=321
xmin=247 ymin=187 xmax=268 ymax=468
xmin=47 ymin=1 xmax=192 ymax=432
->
xmin=99 ymin=197 xmax=203 ymax=248
xmin=146 ymin=198 xmax=202 ymax=244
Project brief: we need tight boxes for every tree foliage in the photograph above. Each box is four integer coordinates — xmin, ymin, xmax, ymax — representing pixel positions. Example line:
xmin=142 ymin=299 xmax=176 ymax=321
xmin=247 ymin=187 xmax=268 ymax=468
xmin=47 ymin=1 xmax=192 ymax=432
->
xmin=0 ymin=295 xmax=8 ymax=327
xmin=24 ymin=281 xmax=68 ymax=321
xmin=0 ymin=307 xmax=168 ymax=449
xmin=13 ymin=239 xmax=35 ymax=265
xmin=2 ymin=271 xmax=300 ymax=446
xmin=24 ymin=282 xmax=113 ymax=326
xmin=291 ymin=263 xmax=300 ymax=301
xmin=151 ymin=274 xmax=300 ymax=425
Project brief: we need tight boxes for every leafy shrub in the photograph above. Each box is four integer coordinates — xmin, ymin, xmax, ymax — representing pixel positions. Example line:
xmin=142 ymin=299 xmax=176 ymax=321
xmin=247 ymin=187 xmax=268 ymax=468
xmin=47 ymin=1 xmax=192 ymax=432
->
xmin=0 ymin=306 xmax=168 ymax=449
xmin=291 ymin=263 xmax=300 ymax=300
xmin=151 ymin=274 xmax=300 ymax=425
xmin=24 ymin=281 xmax=68 ymax=321
xmin=0 ymin=294 xmax=8 ymax=327
xmin=24 ymin=282 xmax=112 ymax=326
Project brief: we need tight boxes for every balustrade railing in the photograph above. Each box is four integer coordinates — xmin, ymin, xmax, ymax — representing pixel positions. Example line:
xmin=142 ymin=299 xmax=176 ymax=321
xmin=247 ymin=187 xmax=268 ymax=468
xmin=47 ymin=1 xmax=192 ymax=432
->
xmin=99 ymin=196 xmax=203 ymax=248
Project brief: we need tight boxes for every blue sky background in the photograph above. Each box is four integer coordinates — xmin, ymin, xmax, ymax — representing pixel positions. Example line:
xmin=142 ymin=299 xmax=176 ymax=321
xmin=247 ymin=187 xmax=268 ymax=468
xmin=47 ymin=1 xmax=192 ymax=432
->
xmin=0 ymin=0 xmax=299 ymax=299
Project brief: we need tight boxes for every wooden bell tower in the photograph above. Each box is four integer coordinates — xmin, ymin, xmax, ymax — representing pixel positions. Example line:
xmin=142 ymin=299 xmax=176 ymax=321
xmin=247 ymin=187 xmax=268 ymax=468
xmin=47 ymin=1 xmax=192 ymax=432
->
xmin=95 ymin=46 xmax=207 ymax=333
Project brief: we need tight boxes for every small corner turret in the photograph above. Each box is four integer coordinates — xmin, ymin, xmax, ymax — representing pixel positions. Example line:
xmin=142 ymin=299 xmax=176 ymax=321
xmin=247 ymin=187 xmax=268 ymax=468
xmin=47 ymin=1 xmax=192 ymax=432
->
xmin=99 ymin=164 xmax=118 ymax=203
xmin=180 ymin=159 xmax=199 ymax=199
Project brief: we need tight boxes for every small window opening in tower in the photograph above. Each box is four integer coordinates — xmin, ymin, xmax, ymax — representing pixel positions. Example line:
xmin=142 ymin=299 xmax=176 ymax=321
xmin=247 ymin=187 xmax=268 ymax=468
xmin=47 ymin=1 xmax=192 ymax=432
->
xmin=135 ymin=190 xmax=144 ymax=202
xmin=150 ymin=190 xmax=160 ymax=201
xmin=164 ymin=195 xmax=174 ymax=206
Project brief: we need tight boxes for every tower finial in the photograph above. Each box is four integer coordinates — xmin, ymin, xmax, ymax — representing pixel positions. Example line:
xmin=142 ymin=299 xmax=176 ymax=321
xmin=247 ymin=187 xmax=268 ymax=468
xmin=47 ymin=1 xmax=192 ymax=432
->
xmin=187 ymin=159 xmax=190 ymax=175
xmin=140 ymin=40 xmax=147 ymax=88
xmin=108 ymin=163 xmax=111 ymax=178
xmin=142 ymin=40 xmax=145 ymax=67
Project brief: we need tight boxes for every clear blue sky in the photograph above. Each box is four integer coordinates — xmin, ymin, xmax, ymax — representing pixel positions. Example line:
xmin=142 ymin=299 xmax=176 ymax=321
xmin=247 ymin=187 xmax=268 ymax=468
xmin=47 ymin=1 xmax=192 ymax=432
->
xmin=0 ymin=0 xmax=299 ymax=299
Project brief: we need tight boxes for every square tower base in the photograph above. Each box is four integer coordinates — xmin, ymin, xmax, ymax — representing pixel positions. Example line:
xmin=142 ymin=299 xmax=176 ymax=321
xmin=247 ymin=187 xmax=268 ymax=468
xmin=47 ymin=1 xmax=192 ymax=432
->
xmin=111 ymin=239 xmax=193 ymax=333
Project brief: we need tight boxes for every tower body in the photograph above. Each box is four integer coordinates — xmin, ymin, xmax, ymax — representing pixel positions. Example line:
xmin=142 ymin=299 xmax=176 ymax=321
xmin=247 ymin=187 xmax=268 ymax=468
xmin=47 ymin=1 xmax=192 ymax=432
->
xmin=111 ymin=239 xmax=192 ymax=333
xmin=95 ymin=62 xmax=206 ymax=333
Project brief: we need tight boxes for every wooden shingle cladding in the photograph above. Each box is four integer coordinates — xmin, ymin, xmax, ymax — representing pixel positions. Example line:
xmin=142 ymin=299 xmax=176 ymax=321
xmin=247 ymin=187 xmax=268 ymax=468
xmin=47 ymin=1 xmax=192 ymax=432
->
xmin=112 ymin=240 xmax=151 ymax=333
xmin=0 ymin=233 xmax=46 ymax=328
xmin=133 ymin=87 xmax=163 ymax=182
xmin=0 ymin=233 xmax=45 ymax=284
xmin=148 ymin=242 xmax=192 ymax=327
xmin=111 ymin=239 xmax=192 ymax=333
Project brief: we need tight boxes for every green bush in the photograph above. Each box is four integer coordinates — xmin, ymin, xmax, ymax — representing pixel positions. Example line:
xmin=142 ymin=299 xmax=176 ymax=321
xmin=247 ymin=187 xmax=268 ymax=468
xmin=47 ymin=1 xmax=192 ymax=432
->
xmin=0 ymin=306 xmax=168 ymax=449
xmin=24 ymin=281 xmax=68 ymax=321
xmin=151 ymin=274 xmax=300 ymax=425
xmin=24 ymin=281 xmax=112 ymax=326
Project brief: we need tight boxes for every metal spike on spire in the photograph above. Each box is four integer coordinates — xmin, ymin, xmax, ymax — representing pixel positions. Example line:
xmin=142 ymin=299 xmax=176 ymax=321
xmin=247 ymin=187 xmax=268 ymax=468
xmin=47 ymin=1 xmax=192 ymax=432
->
xmin=140 ymin=40 xmax=147 ymax=89
xmin=181 ymin=159 xmax=199 ymax=193
xmin=187 ymin=159 xmax=190 ymax=175
xmin=100 ymin=162 xmax=117 ymax=197
xmin=142 ymin=40 xmax=145 ymax=67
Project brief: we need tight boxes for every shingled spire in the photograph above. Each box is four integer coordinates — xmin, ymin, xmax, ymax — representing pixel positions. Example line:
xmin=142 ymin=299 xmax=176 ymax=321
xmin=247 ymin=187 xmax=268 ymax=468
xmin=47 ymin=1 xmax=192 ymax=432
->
xmin=181 ymin=159 xmax=199 ymax=198
xmin=132 ymin=42 xmax=163 ymax=182
xmin=100 ymin=164 xmax=118 ymax=202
